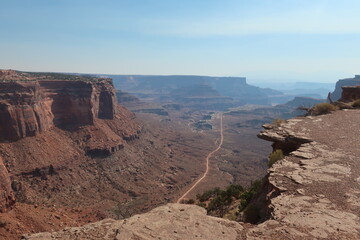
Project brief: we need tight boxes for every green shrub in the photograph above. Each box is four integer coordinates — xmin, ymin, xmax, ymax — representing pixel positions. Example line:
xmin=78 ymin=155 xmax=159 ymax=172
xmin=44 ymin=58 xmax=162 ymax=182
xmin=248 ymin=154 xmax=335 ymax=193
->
xmin=243 ymin=204 xmax=260 ymax=224
xmin=185 ymin=199 xmax=195 ymax=204
xmin=272 ymin=118 xmax=286 ymax=126
xmin=238 ymin=179 xmax=262 ymax=211
xmin=197 ymin=202 xmax=206 ymax=208
xmin=352 ymin=99 xmax=360 ymax=108
xmin=250 ymin=179 xmax=262 ymax=193
xmin=268 ymin=149 xmax=284 ymax=167
xmin=196 ymin=188 xmax=220 ymax=202
xmin=0 ymin=220 xmax=7 ymax=228
xmin=197 ymin=181 xmax=262 ymax=219
xmin=207 ymin=194 xmax=230 ymax=217
xmin=225 ymin=184 xmax=244 ymax=199
xmin=312 ymin=103 xmax=336 ymax=115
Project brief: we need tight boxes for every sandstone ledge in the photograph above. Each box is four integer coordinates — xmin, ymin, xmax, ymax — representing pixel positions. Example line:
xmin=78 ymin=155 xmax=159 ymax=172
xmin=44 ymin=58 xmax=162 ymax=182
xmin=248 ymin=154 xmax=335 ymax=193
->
xmin=23 ymin=203 xmax=243 ymax=240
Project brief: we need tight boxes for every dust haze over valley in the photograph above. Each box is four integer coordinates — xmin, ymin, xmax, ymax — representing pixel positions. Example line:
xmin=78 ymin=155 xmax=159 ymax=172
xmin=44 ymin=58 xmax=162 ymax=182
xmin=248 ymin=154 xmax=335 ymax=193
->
xmin=1 ymin=1 xmax=360 ymax=239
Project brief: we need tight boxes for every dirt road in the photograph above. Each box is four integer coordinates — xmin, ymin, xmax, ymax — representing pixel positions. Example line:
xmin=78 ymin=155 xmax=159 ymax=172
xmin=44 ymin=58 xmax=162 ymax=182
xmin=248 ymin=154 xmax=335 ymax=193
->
xmin=177 ymin=113 xmax=224 ymax=203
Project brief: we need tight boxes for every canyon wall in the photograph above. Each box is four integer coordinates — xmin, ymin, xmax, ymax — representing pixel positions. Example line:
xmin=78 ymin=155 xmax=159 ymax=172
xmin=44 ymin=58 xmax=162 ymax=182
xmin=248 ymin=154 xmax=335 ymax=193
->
xmin=0 ymin=71 xmax=139 ymax=214
xmin=0 ymin=81 xmax=53 ymax=141
xmin=0 ymin=78 xmax=117 ymax=142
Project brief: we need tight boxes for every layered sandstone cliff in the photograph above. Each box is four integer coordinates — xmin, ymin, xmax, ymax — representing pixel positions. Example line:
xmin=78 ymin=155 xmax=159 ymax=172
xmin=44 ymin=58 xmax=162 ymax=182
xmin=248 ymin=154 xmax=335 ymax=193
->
xmin=0 ymin=70 xmax=141 ymax=214
xmin=0 ymin=70 xmax=139 ymax=156
xmin=25 ymin=109 xmax=360 ymax=240
xmin=0 ymin=73 xmax=117 ymax=141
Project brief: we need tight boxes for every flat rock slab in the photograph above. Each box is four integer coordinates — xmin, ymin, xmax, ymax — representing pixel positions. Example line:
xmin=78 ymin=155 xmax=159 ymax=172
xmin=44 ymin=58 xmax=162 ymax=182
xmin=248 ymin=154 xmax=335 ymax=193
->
xmin=23 ymin=203 xmax=243 ymax=240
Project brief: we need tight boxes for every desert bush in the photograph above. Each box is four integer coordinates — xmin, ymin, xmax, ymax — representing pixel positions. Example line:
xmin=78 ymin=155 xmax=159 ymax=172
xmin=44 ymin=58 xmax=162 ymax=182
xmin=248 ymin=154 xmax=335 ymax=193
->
xmin=243 ymin=204 xmax=260 ymax=224
xmin=312 ymin=103 xmax=336 ymax=115
xmin=113 ymin=203 xmax=133 ymax=219
xmin=272 ymin=118 xmax=286 ymax=126
xmin=196 ymin=188 xmax=220 ymax=202
xmin=197 ymin=202 xmax=206 ymax=208
xmin=207 ymin=193 xmax=233 ymax=217
xmin=238 ymin=179 xmax=262 ymax=211
xmin=225 ymin=184 xmax=244 ymax=199
xmin=185 ymin=199 xmax=195 ymax=204
xmin=0 ymin=220 xmax=7 ymax=228
xmin=268 ymin=149 xmax=284 ymax=167
xmin=197 ymin=181 xmax=262 ymax=219
xmin=198 ymin=185 xmax=245 ymax=217
xmin=352 ymin=99 xmax=360 ymax=108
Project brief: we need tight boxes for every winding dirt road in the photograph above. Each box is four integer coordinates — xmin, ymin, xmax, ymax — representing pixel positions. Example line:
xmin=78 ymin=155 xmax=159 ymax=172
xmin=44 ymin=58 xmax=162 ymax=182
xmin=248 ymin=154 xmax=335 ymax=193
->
xmin=177 ymin=113 xmax=224 ymax=203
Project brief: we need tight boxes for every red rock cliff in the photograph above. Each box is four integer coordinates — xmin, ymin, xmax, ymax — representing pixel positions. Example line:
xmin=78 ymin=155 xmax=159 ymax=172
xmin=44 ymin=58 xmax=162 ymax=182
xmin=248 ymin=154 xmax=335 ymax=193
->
xmin=0 ymin=75 xmax=117 ymax=141
xmin=0 ymin=70 xmax=140 ymax=213
xmin=38 ymin=79 xmax=117 ymax=127
xmin=0 ymin=81 xmax=54 ymax=141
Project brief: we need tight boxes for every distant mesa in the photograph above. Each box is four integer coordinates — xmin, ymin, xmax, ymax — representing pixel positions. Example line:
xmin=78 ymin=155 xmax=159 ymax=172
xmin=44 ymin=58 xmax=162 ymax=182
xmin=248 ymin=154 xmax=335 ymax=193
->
xmin=100 ymin=75 xmax=273 ymax=107
xmin=116 ymin=90 xmax=140 ymax=105
xmin=228 ymin=96 xmax=325 ymax=121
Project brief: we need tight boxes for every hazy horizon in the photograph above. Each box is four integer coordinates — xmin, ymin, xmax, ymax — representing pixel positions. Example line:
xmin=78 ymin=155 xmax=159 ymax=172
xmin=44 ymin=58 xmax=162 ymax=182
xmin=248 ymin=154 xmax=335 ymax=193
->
xmin=1 ymin=0 xmax=360 ymax=83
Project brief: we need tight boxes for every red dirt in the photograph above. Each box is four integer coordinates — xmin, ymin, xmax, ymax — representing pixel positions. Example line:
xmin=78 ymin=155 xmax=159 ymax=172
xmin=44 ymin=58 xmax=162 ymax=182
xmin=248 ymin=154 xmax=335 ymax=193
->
xmin=177 ymin=113 xmax=224 ymax=203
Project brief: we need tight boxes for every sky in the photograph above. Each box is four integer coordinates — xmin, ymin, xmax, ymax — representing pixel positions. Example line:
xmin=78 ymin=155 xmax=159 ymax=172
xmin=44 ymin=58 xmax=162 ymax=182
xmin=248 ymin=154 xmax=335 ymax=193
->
xmin=1 ymin=0 xmax=360 ymax=83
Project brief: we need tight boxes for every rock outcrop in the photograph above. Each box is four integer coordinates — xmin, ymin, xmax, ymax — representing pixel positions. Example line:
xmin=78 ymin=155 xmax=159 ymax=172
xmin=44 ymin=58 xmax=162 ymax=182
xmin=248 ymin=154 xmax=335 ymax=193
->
xmin=23 ymin=203 xmax=243 ymax=240
xmin=25 ymin=109 xmax=360 ymax=239
xmin=0 ymin=70 xmax=141 ymax=213
xmin=0 ymin=71 xmax=117 ymax=141
xmin=330 ymin=75 xmax=360 ymax=101
xmin=0 ymin=156 xmax=15 ymax=212
xmin=0 ymin=81 xmax=54 ymax=141
xmin=256 ymin=110 xmax=360 ymax=239
xmin=339 ymin=86 xmax=360 ymax=102
xmin=0 ymin=70 xmax=138 ymax=155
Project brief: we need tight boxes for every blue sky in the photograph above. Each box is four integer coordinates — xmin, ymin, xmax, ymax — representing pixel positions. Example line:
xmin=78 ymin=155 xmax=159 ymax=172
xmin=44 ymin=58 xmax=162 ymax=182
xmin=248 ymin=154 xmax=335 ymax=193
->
xmin=1 ymin=0 xmax=360 ymax=82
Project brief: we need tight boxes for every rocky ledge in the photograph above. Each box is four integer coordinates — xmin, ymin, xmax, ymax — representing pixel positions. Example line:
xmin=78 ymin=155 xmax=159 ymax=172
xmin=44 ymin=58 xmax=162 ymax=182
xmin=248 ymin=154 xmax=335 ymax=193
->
xmin=23 ymin=203 xmax=243 ymax=240
xmin=24 ymin=109 xmax=360 ymax=239
xmin=255 ymin=109 xmax=360 ymax=239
